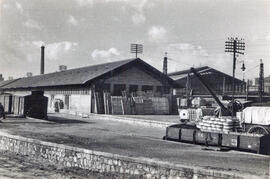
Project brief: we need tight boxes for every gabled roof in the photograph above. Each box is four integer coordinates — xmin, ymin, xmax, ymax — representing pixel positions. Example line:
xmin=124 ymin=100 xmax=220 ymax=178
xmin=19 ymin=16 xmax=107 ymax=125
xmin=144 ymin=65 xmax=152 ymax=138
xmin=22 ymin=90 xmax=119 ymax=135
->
xmin=2 ymin=58 xmax=179 ymax=89
xmin=168 ymin=66 xmax=244 ymax=83
xmin=0 ymin=79 xmax=20 ymax=88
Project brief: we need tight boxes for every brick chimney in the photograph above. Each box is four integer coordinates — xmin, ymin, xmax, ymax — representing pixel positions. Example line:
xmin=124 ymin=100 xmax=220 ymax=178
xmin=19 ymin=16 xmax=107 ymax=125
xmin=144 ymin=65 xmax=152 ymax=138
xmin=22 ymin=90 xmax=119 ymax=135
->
xmin=40 ymin=46 xmax=45 ymax=75
xmin=0 ymin=74 xmax=4 ymax=81
xmin=163 ymin=52 xmax=168 ymax=75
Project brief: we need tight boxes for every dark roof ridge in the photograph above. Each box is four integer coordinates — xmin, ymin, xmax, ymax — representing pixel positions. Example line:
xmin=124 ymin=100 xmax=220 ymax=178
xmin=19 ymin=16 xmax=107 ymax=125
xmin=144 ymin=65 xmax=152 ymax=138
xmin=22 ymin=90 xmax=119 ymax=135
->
xmin=28 ymin=58 xmax=137 ymax=78
xmin=168 ymin=66 xmax=210 ymax=76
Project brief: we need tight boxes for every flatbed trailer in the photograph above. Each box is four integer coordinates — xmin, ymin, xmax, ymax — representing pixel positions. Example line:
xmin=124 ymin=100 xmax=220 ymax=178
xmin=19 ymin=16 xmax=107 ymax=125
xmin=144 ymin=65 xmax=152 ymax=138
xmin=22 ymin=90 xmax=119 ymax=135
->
xmin=164 ymin=124 xmax=270 ymax=155
xmin=167 ymin=67 xmax=270 ymax=155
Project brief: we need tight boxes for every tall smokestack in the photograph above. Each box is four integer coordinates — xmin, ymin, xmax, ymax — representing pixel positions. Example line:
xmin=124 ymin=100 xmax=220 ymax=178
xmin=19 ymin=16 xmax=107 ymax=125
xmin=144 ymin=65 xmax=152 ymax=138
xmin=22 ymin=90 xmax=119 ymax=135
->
xmin=40 ymin=45 xmax=45 ymax=75
xmin=163 ymin=52 xmax=168 ymax=75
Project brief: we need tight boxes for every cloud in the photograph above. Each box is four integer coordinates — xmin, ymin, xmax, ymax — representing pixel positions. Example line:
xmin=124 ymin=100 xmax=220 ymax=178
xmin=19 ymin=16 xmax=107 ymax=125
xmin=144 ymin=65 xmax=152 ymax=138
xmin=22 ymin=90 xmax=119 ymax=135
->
xmin=67 ymin=15 xmax=79 ymax=26
xmin=32 ymin=41 xmax=45 ymax=47
xmin=163 ymin=43 xmax=218 ymax=73
xmin=266 ymin=33 xmax=270 ymax=40
xmin=148 ymin=26 xmax=167 ymax=42
xmin=91 ymin=48 xmax=120 ymax=60
xmin=104 ymin=0 xmax=149 ymax=25
xmin=15 ymin=2 xmax=23 ymax=14
xmin=167 ymin=43 xmax=209 ymax=57
xmin=32 ymin=41 xmax=78 ymax=60
xmin=105 ymin=0 xmax=128 ymax=3
xmin=132 ymin=12 xmax=146 ymax=25
xmin=131 ymin=0 xmax=149 ymax=25
xmin=2 ymin=3 xmax=10 ymax=9
xmin=135 ymin=0 xmax=148 ymax=12
xmin=75 ymin=0 xmax=93 ymax=7
xmin=23 ymin=19 xmax=41 ymax=30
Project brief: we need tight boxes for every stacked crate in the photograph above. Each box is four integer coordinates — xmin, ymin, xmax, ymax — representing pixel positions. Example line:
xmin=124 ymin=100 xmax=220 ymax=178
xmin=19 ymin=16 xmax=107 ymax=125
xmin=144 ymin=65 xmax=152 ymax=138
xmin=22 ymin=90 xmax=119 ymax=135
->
xmin=142 ymin=99 xmax=153 ymax=114
xmin=150 ymin=97 xmax=169 ymax=114
xmin=121 ymin=98 xmax=131 ymax=115
xmin=111 ymin=96 xmax=123 ymax=115
xmin=133 ymin=97 xmax=144 ymax=114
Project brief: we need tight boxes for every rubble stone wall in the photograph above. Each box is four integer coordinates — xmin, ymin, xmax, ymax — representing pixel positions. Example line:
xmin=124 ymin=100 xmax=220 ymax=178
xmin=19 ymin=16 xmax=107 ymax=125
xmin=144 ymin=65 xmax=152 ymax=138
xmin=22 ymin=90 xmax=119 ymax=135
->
xmin=0 ymin=132 xmax=243 ymax=179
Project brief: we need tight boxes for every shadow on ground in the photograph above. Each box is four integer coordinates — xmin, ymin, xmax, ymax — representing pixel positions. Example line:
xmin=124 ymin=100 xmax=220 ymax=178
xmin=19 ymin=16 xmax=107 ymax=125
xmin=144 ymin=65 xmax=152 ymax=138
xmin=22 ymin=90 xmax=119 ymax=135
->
xmin=46 ymin=115 xmax=92 ymax=124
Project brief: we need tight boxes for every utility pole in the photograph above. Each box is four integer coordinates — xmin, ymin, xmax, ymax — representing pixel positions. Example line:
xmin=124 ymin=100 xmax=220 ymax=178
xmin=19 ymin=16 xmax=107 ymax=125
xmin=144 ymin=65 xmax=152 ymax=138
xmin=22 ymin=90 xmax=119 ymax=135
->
xmin=246 ymin=79 xmax=249 ymax=100
xmin=259 ymin=59 xmax=264 ymax=103
xmin=130 ymin=44 xmax=143 ymax=58
xmin=225 ymin=38 xmax=245 ymax=116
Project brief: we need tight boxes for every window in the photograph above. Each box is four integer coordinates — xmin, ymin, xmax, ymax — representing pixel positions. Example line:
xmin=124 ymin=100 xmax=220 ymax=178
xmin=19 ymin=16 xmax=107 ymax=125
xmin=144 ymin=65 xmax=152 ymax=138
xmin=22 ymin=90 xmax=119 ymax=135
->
xmin=164 ymin=86 xmax=170 ymax=94
xmin=113 ymin=84 xmax=126 ymax=96
xmin=156 ymin=86 xmax=163 ymax=93
xmin=142 ymin=85 xmax=153 ymax=92
xmin=103 ymin=83 xmax=110 ymax=92
xmin=129 ymin=85 xmax=138 ymax=93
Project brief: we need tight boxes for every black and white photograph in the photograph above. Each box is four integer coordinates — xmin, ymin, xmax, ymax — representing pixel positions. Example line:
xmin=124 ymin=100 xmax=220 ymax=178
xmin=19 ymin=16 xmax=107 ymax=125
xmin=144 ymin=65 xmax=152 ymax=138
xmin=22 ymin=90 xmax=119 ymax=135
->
xmin=0 ymin=0 xmax=270 ymax=178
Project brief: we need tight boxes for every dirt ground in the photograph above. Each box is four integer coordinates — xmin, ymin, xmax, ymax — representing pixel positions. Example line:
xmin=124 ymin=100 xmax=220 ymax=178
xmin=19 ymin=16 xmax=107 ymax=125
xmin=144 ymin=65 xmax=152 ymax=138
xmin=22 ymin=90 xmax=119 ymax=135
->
xmin=0 ymin=113 xmax=270 ymax=178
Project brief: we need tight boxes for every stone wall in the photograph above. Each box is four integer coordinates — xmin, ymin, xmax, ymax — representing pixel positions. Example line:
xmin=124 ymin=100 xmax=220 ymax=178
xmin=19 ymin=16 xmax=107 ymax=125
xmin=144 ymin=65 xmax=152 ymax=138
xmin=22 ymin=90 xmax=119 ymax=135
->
xmin=0 ymin=131 xmax=245 ymax=179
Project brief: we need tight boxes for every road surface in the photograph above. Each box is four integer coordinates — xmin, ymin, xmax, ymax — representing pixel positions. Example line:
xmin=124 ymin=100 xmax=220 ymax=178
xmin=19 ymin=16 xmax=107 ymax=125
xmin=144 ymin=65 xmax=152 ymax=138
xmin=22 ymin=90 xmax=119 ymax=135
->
xmin=0 ymin=113 xmax=269 ymax=178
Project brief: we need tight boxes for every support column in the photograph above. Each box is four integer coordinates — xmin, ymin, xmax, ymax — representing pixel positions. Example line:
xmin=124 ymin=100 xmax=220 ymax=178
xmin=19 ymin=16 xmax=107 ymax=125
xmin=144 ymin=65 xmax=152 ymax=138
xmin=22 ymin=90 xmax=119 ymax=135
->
xmin=110 ymin=83 xmax=114 ymax=95
xmin=153 ymin=86 xmax=157 ymax=93
xmin=89 ymin=88 xmax=92 ymax=113
xmin=138 ymin=85 xmax=142 ymax=92
xmin=126 ymin=84 xmax=130 ymax=94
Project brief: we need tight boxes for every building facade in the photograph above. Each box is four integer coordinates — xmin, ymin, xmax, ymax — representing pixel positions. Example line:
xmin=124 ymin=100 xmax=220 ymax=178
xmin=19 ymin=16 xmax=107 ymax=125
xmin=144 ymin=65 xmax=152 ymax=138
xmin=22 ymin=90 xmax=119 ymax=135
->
xmin=0 ymin=58 xmax=178 ymax=115
xmin=168 ymin=66 xmax=246 ymax=96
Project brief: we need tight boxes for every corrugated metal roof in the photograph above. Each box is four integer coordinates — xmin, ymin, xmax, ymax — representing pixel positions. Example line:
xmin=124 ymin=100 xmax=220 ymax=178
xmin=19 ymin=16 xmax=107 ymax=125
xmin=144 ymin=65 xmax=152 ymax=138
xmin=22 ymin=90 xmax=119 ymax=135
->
xmin=3 ymin=58 xmax=136 ymax=89
xmin=168 ymin=66 xmax=244 ymax=83
xmin=168 ymin=66 xmax=210 ymax=76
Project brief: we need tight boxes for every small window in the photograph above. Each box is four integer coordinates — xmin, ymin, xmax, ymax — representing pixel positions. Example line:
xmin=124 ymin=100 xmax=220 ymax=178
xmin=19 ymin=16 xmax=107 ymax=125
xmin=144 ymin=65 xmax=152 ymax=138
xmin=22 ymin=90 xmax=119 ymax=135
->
xmin=142 ymin=85 xmax=153 ymax=92
xmin=103 ymin=83 xmax=110 ymax=92
xmin=113 ymin=84 xmax=126 ymax=96
xmin=156 ymin=86 xmax=163 ymax=93
xmin=164 ymin=86 xmax=170 ymax=94
xmin=129 ymin=85 xmax=138 ymax=93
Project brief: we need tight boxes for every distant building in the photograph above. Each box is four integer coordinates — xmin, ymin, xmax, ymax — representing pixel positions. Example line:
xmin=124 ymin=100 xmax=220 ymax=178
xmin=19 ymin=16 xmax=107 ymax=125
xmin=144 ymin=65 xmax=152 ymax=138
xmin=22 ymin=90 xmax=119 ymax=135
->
xmin=252 ymin=75 xmax=270 ymax=94
xmin=8 ymin=77 xmax=13 ymax=80
xmin=265 ymin=75 xmax=270 ymax=94
xmin=0 ymin=74 xmax=3 ymax=81
xmin=168 ymin=66 xmax=246 ymax=96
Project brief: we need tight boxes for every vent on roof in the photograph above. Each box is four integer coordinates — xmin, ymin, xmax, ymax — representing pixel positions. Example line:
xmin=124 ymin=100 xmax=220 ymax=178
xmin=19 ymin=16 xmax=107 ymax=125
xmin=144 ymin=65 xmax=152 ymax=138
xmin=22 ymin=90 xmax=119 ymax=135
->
xmin=26 ymin=72 xmax=33 ymax=77
xmin=59 ymin=65 xmax=67 ymax=71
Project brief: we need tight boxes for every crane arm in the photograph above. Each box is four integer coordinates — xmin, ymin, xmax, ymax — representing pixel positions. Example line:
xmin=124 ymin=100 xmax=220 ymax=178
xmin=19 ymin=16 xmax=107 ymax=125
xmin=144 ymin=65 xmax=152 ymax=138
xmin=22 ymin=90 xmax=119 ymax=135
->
xmin=190 ymin=67 xmax=229 ymax=113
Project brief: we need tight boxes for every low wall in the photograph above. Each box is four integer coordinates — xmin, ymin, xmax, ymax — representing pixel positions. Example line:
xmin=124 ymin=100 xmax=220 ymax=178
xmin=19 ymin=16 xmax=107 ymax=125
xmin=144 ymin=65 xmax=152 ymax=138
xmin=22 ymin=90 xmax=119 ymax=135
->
xmin=90 ymin=114 xmax=175 ymax=128
xmin=0 ymin=131 xmax=248 ymax=179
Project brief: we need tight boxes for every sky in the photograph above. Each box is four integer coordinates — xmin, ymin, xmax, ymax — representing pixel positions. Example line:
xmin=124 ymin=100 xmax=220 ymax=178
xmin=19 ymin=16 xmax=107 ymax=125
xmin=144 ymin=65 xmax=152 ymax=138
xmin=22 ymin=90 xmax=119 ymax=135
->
xmin=0 ymin=0 xmax=270 ymax=82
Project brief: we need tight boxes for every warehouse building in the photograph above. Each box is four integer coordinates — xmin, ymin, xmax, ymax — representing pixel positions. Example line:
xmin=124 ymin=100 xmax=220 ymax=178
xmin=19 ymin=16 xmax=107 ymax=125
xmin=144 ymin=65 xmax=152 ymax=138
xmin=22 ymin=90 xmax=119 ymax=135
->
xmin=0 ymin=58 xmax=178 ymax=116
xmin=169 ymin=66 xmax=246 ymax=96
